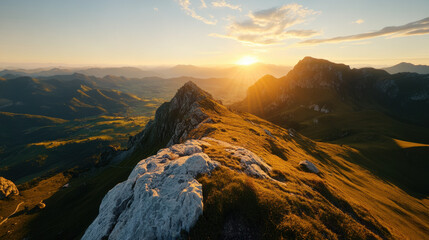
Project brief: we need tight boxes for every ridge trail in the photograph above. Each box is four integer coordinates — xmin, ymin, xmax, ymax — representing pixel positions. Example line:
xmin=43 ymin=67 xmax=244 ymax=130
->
xmin=0 ymin=201 xmax=24 ymax=226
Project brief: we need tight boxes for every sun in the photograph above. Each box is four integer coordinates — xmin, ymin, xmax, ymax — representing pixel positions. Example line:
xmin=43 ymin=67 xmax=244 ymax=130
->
xmin=236 ymin=56 xmax=259 ymax=66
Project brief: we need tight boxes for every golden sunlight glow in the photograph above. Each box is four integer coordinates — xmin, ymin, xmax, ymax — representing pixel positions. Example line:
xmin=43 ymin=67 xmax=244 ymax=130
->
xmin=236 ymin=56 xmax=259 ymax=65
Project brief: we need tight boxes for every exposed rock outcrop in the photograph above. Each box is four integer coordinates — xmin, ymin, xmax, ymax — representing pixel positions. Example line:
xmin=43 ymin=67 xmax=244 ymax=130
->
xmin=203 ymin=138 xmax=272 ymax=179
xmin=127 ymin=81 xmax=215 ymax=153
xmin=82 ymin=140 xmax=219 ymax=240
xmin=299 ymin=160 xmax=320 ymax=174
xmin=0 ymin=177 xmax=19 ymax=199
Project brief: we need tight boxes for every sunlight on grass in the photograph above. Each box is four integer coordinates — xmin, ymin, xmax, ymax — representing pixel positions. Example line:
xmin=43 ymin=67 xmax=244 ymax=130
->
xmin=30 ymin=136 xmax=114 ymax=149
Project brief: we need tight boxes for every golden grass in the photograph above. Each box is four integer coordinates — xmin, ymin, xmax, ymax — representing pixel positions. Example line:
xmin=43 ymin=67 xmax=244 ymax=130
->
xmin=393 ymin=138 xmax=429 ymax=148
xmin=184 ymin=99 xmax=429 ymax=239
xmin=29 ymin=136 xmax=114 ymax=149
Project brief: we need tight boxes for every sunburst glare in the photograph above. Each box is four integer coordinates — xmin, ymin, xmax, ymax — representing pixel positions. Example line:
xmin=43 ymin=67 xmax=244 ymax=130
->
xmin=236 ymin=56 xmax=259 ymax=65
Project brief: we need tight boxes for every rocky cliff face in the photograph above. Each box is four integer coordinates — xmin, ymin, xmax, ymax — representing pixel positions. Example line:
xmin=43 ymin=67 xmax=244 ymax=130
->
xmin=0 ymin=177 xmax=19 ymax=199
xmin=234 ymin=56 xmax=429 ymax=126
xmin=83 ymin=140 xmax=219 ymax=240
xmin=83 ymin=83 xmax=222 ymax=239
xmin=126 ymin=81 xmax=215 ymax=153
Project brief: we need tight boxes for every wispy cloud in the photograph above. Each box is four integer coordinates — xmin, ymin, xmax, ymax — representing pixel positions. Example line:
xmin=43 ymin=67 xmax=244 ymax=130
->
xmin=177 ymin=0 xmax=217 ymax=25
xmin=354 ymin=19 xmax=364 ymax=24
xmin=211 ymin=0 xmax=241 ymax=11
xmin=200 ymin=0 xmax=207 ymax=8
xmin=210 ymin=4 xmax=320 ymax=45
xmin=302 ymin=17 xmax=429 ymax=45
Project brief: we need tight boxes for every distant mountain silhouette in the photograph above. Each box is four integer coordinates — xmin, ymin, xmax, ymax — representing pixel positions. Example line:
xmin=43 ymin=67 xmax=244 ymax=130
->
xmin=157 ymin=63 xmax=291 ymax=79
xmin=234 ymin=56 xmax=429 ymax=127
xmin=383 ymin=62 xmax=429 ymax=74
xmin=0 ymin=76 xmax=144 ymax=119
xmin=0 ymin=63 xmax=291 ymax=84
xmin=0 ymin=67 xmax=156 ymax=78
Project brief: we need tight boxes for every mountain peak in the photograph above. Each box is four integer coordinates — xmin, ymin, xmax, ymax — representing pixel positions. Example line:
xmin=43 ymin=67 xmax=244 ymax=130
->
xmin=295 ymin=56 xmax=351 ymax=71
xmin=384 ymin=62 xmax=429 ymax=74
xmin=181 ymin=80 xmax=206 ymax=92
xmin=127 ymin=81 xmax=220 ymax=150
xmin=171 ymin=81 xmax=213 ymax=108
xmin=397 ymin=62 xmax=413 ymax=66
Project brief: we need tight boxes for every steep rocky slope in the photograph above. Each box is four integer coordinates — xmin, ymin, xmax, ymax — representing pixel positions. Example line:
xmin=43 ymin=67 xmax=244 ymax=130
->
xmin=232 ymin=57 xmax=429 ymax=199
xmin=0 ymin=177 xmax=19 ymax=199
xmin=234 ymin=57 xmax=429 ymax=127
xmin=82 ymin=82 xmax=428 ymax=239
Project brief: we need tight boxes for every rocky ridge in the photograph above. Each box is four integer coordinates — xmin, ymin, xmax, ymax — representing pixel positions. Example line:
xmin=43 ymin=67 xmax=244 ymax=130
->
xmin=235 ymin=56 xmax=429 ymax=126
xmin=0 ymin=177 xmax=19 ymax=199
xmin=83 ymin=140 xmax=219 ymax=240
xmin=83 ymin=134 xmax=285 ymax=239
xmin=126 ymin=81 xmax=215 ymax=152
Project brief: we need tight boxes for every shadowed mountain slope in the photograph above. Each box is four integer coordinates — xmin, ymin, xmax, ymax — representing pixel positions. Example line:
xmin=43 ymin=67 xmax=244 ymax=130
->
xmin=234 ymin=57 xmax=429 ymax=127
xmin=232 ymin=56 xmax=429 ymax=198
xmin=0 ymin=76 xmax=144 ymax=119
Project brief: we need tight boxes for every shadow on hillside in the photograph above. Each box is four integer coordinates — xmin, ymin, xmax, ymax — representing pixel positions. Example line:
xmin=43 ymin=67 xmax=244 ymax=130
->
xmin=300 ymin=132 xmax=429 ymax=199
xmin=343 ymin=138 xmax=429 ymax=199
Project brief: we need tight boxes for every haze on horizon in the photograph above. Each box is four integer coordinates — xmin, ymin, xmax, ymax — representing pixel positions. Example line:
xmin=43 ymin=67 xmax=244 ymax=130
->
xmin=1 ymin=0 xmax=429 ymax=68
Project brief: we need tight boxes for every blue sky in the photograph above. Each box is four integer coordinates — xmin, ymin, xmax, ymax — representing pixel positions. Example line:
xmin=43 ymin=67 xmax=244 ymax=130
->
xmin=0 ymin=0 xmax=428 ymax=67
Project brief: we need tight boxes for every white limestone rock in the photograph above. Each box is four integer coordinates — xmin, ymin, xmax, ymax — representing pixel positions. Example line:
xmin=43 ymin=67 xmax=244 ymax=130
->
xmin=202 ymin=138 xmax=272 ymax=179
xmin=264 ymin=129 xmax=275 ymax=138
xmin=320 ymin=106 xmax=330 ymax=113
xmin=299 ymin=160 xmax=320 ymax=174
xmin=82 ymin=140 xmax=219 ymax=240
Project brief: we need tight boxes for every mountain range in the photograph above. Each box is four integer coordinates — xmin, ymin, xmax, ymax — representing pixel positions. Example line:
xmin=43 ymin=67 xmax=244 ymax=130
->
xmin=383 ymin=62 xmax=429 ymax=74
xmin=0 ymin=63 xmax=291 ymax=82
xmin=234 ymin=57 xmax=429 ymax=127
xmin=0 ymin=76 xmax=146 ymax=119
xmin=0 ymin=57 xmax=428 ymax=240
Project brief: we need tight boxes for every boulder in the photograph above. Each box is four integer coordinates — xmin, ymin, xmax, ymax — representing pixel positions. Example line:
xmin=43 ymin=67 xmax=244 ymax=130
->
xmin=0 ymin=177 xmax=19 ymax=199
xmin=82 ymin=140 xmax=220 ymax=240
xmin=264 ymin=129 xmax=275 ymax=138
xmin=299 ymin=160 xmax=320 ymax=174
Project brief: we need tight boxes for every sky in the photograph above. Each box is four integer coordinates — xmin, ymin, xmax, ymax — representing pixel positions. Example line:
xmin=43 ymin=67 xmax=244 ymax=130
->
xmin=0 ymin=0 xmax=429 ymax=68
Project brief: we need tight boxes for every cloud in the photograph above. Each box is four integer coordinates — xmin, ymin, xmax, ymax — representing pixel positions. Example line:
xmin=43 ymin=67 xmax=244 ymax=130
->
xmin=211 ymin=0 xmax=241 ymax=11
xmin=354 ymin=19 xmax=364 ymax=24
xmin=177 ymin=0 xmax=217 ymax=25
xmin=154 ymin=7 xmax=159 ymax=12
xmin=302 ymin=17 xmax=429 ymax=45
xmin=210 ymin=3 xmax=320 ymax=45
xmin=200 ymin=0 xmax=207 ymax=8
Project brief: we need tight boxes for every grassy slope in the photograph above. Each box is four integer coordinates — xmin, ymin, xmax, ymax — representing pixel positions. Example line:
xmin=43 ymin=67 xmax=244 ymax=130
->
xmin=0 ymin=114 xmax=149 ymax=183
xmin=242 ymin=80 xmax=429 ymax=199
xmin=267 ymin=100 xmax=429 ymax=198
xmin=2 ymin=97 xmax=427 ymax=239
xmin=185 ymin=101 xmax=428 ymax=239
